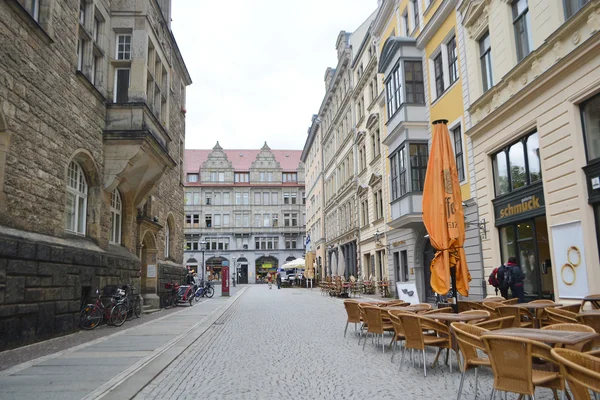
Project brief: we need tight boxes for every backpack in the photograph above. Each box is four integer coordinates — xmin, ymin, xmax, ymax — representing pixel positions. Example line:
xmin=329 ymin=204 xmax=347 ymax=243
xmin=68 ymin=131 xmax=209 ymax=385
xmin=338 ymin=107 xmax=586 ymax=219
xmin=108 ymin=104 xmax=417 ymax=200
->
xmin=488 ymin=268 xmax=500 ymax=288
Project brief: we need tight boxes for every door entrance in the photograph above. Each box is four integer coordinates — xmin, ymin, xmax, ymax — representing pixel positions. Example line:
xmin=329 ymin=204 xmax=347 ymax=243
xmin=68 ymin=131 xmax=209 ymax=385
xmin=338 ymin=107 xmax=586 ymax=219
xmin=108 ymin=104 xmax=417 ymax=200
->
xmin=498 ymin=216 xmax=553 ymax=300
xmin=239 ymin=265 xmax=248 ymax=284
xmin=422 ymin=240 xmax=436 ymax=303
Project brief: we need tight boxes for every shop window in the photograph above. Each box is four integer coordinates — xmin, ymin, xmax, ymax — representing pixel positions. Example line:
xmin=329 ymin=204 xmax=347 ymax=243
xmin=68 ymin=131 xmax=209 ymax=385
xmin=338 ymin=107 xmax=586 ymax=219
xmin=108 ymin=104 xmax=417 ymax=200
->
xmin=581 ymin=93 xmax=600 ymax=162
xmin=492 ymin=131 xmax=541 ymax=196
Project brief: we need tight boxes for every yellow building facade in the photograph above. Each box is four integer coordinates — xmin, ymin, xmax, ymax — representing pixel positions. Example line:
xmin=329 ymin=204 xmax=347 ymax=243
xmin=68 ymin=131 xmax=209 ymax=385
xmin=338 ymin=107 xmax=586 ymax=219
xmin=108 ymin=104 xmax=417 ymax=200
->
xmin=372 ymin=0 xmax=485 ymax=301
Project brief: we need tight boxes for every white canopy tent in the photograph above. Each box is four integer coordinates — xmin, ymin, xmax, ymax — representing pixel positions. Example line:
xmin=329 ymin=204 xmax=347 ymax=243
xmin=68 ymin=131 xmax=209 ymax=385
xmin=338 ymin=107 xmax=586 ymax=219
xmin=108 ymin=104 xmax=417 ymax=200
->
xmin=280 ymin=258 xmax=305 ymax=270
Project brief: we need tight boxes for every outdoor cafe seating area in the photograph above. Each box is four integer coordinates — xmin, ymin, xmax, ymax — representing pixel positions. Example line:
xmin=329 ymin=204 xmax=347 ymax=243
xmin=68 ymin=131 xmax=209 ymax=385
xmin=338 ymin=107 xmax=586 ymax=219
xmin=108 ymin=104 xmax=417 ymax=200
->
xmin=320 ymin=275 xmax=390 ymax=298
xmin=343 ymin=294 xmax=600 ymax=399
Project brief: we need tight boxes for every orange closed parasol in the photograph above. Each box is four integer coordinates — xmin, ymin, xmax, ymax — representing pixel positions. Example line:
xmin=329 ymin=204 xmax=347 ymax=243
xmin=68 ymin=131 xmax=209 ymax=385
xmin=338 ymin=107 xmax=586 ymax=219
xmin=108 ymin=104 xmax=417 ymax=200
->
xmin=422 ymin=120 xmax=471 ymax=304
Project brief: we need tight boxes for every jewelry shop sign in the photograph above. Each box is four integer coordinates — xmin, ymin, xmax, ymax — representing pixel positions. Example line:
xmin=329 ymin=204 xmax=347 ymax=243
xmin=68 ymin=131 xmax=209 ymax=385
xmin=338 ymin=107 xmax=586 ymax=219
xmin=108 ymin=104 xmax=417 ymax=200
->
xmin=550 ymin=221 xmax=589 ymax=299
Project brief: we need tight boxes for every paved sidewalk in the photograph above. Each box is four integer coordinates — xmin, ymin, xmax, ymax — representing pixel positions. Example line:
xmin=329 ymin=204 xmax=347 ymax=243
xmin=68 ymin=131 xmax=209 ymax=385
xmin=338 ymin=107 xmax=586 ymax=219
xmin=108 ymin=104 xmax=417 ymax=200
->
xmin=0 ymin=285 xmax=247 ymax=400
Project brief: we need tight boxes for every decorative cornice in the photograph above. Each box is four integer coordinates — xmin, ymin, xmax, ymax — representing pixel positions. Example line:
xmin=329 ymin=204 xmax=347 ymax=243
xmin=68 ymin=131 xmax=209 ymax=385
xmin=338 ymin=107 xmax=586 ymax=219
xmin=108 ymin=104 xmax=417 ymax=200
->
xmin=416 ymin=0 xmax=459 ymax=49
xmin=372 ymin=0 xmax=397 ymax=37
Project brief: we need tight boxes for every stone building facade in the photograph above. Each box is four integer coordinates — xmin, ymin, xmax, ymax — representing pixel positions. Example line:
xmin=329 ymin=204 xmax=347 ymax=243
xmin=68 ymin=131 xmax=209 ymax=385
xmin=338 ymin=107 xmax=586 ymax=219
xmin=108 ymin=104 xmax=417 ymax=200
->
xmin=0 ymin=0 xmax=191 ymax=350
xmin=183 ymin=143 xmax=305 ymax=284
xmin=352 ymin=16 xmax=390 ymax=288
xmin=301 ymin=116 xmax=326 ymax=279
xmin=458 ymin=0 xmax=600 ymax=301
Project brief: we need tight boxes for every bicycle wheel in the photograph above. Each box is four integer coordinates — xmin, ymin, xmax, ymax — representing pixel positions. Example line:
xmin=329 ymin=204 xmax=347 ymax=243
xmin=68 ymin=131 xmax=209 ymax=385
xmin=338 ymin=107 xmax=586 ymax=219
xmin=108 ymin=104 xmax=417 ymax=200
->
xmin=194 ymin=290 xmax=202 ymax=302
xmin=163 ymin=294 xmax=172 ymax=309
xmin=79 ymin=305 xmax=102 ymax=330
xmin=206 ymin=287 xmax=214 ymax=298
xmin=110 ymin=304 xmax=128 ymax=327
xmin=133 ymin=297 xmax=142 ymax=318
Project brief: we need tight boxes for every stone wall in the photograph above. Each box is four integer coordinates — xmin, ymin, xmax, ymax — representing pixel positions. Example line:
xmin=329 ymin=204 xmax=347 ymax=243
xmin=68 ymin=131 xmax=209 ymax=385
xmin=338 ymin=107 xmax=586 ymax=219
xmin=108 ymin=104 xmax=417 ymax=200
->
xmin=0 ymin=232 xmax=140 ymax=351
xmin=157 ymin=262 xmax=187 ymax=296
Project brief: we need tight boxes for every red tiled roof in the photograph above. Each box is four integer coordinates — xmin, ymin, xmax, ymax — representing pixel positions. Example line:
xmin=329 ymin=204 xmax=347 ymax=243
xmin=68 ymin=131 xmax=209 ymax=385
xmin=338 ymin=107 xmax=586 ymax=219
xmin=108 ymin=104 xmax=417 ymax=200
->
xmin=184 ymin=149 xmax=303 ymax=173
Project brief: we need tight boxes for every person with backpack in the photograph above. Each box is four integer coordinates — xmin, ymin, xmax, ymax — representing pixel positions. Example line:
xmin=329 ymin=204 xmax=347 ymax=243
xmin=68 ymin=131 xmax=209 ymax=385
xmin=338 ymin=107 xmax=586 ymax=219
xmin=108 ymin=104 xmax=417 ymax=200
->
xmin=488 ymin=263 xmax=509 ymax=299
xmin=505 ymin=256 xmax=526 ymax=303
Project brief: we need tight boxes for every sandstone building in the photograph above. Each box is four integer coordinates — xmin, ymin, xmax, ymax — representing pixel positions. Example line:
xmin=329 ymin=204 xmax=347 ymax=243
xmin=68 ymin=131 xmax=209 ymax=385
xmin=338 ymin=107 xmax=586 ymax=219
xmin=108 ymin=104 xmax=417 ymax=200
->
xmin=183 ymin=144 xmax=305 ymax=284
xmin=301 ymin=116 xmax=326 ymax=279
xmin=458 ymin=0 xmax=600 ymax=301
xmin=0 ymin=0 xmax=191 ymax=350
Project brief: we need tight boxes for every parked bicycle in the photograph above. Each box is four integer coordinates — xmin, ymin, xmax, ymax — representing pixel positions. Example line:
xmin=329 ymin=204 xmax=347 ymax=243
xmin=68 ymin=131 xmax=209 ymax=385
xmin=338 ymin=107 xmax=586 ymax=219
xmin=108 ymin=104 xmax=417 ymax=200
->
xmin=79 ymin=289 xmax=128 ymax=330
xmin=161 ymin=281 xmax=179 ymax=309
xmin=194 ymin=280 xmax=215 ymax=302
xmin=118 ymin=284 xmax=142 ymax=320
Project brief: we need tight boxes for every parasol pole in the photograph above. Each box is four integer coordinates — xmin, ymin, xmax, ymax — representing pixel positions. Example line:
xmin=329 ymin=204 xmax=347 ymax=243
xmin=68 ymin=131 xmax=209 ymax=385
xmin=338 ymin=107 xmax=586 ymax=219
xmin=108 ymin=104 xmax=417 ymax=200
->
xmin=450 ymin=266 xmax=458 ymax=313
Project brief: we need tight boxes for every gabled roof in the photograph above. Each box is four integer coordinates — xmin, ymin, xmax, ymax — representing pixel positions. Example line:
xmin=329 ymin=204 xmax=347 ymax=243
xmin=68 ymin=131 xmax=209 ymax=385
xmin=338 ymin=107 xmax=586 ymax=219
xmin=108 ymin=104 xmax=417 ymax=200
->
xmin=184 ymin=148 xmax=303 ymax=173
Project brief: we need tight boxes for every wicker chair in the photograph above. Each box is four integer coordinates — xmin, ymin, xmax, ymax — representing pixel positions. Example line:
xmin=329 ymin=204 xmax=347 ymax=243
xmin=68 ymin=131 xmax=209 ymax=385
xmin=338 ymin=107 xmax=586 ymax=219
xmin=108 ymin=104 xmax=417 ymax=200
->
xmin=483 ymin=335 xmax=565 ymax=400
xmin=466 ymin=301 xmax=490 ymax=312
xmin=398 ymin=313 xmax=452 ymax=376
xmin=421 ymin=307 xmax=454 ymax=315
xmin=343 ymin=300 xmax=361 ymax=337
xmin=501 ymin=297 xmax=519 ymax=305
xmin=546 ymin=308 xmax=578 ymax=325
xmin=557 ymin=303 xmax=581 ymax=314
xmin=411 ymin=303 xmax=433 ymax=313
xmin=388 ymin=310 xmax=413 ymax=363
xmin=483 ymin=296 xmax=506 ymax=302
xmin=551 ymin=348 xmax=600 ymax=400
xmin=482 ymin=301 xmax=503 ymax=318
xmin=497 ymin=305 xmax=534 ymax=328
xmin=529 ymin=299 xmax=556 ymax=327
xmin=357 ymin=304 xmax=369 ymax=345
xmin=459 ymin=310 xmax=491 ymax=324
xmin=451 ymin=322 xmax=491 ymax=400
xmin=457 ymin=301 xmax=471 ymax=313
xmin=541 ymin=323 xmax=596 ymax=352
xmin=475 ymin=316 xmax=515 ymax=331
xmin=577 ymin=313 xmax=600 ymax=348
xmin=361 ymin=305 xmax=394 ymax=353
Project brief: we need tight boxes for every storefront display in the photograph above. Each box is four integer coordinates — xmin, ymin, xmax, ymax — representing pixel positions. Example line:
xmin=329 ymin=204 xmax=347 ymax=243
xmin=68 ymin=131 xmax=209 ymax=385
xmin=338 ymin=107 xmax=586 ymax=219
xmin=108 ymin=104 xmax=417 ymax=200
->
xmin=255 ymin=256 xmax=278 ymax=283
xmin=494 ymin=183 xmax=553 ymax=300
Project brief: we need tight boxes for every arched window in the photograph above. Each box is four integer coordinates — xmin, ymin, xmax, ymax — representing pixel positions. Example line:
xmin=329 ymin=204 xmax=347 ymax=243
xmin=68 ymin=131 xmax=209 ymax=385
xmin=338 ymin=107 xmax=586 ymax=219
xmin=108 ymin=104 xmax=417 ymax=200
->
xmin=109 ymin=189 xmax=122 ymax=244
xmin=164 ymin=222 xmax=170 ymax=258
xmin=65 ymin=161 xmax=88 ymax=235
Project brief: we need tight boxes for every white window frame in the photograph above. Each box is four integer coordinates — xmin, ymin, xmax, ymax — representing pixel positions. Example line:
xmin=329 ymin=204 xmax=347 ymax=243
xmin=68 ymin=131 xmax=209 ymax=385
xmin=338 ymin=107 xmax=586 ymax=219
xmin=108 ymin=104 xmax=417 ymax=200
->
xmin=187 ymin=173 xmax=198 ymax=183
xmin=109 ymin=188 xmax=122 ymax=244
xmin=116 ymin=34 xmax=132 ymax=60
xmin=65 ymin=161 xmax=88 ymax=235
xmin=448 ymin=118 xmax=467 ymax=185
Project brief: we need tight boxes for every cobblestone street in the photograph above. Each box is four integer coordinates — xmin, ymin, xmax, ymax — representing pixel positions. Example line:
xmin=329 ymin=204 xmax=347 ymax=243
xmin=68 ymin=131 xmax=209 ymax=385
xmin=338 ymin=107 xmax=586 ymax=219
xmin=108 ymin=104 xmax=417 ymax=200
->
xmin=135 ymin=287 xmax=556 ymax=400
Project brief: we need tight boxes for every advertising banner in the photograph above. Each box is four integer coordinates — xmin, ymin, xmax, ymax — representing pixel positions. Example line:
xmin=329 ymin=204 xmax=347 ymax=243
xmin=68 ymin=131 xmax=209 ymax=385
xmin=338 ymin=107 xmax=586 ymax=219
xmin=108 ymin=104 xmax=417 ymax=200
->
xmin=550 ymin=221 xmax=589 ymax=299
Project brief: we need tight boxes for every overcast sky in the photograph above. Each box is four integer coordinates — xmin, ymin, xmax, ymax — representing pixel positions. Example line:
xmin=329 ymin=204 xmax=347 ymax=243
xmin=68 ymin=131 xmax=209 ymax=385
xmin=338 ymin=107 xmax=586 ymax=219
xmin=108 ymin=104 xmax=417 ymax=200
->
xmin=171 ymin=1 xmax=378 ymax=151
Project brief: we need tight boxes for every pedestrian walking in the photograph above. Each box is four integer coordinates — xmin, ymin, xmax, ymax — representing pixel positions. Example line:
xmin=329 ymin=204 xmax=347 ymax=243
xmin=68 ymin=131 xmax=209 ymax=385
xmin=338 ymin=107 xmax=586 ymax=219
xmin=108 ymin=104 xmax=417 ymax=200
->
xmin=488 ymin=262 xmax=509 ymax=299
xmin=505 ymin=256 xmax=526 ymax=303
xmin=276 ymin=272 xmax=281 ymax=289
xmin=267 ymin=272 xmax=273 ymax=289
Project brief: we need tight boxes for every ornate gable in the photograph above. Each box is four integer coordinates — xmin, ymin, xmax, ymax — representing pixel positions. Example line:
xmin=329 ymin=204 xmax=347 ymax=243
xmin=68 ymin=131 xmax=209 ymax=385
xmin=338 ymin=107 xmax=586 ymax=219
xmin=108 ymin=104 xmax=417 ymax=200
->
xmin=250 ymin=142 xmax=281 ymax=171
xmin=202 ymin=142 xmax=233 ymax=170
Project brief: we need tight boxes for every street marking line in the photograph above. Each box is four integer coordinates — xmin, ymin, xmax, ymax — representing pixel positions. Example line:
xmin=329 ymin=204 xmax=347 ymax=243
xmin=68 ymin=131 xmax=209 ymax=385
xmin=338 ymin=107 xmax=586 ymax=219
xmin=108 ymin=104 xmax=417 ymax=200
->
xmin=84 ymin=287 xmax=249 ymax=400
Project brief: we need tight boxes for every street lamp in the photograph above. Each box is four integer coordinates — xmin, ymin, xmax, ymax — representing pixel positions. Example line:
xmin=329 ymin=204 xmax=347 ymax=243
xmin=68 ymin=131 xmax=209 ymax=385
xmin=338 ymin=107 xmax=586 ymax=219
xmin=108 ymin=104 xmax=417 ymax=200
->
xmin=200 ymin=240 xmax=207 ymax=281
xmin=232 ymin=256 xmax=237 ymax=287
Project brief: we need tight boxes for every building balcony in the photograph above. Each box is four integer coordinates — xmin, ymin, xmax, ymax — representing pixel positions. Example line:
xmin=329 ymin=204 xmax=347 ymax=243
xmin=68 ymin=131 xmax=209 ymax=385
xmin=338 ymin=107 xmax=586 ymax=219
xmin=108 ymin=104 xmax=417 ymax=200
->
xmin=103 ymin=102 xmax=176 ymax=207
xmin=388 ymin=192 xmax=424 ymax=229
